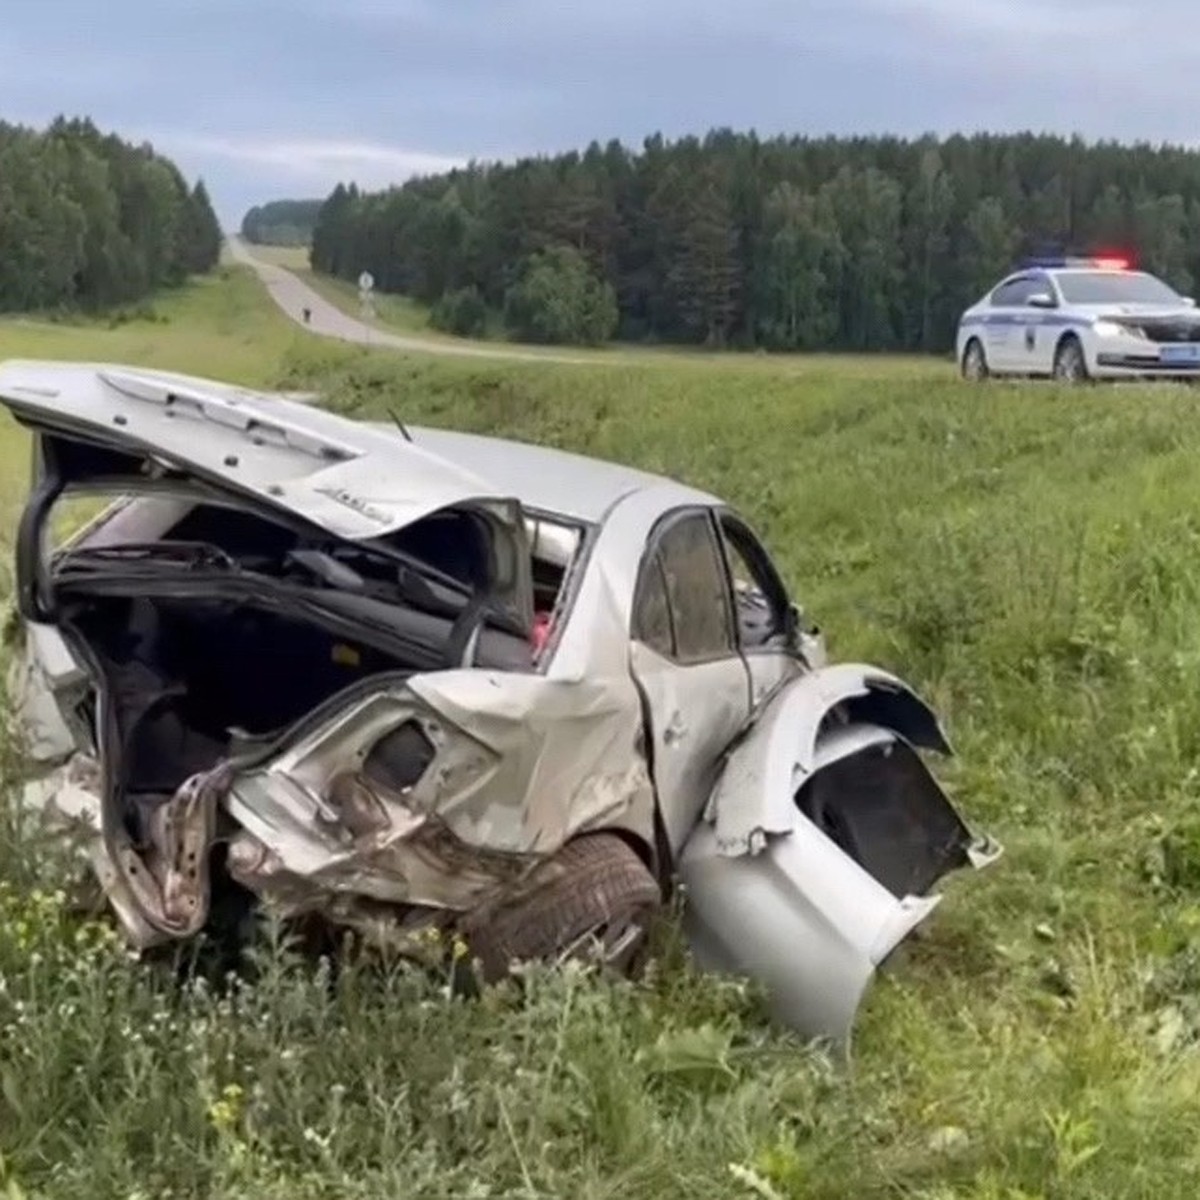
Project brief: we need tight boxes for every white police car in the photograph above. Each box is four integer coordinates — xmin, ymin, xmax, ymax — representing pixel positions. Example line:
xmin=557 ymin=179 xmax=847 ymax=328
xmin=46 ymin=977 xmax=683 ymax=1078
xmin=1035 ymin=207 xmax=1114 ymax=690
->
xmin=956 ymin=257 xmax=1200 ymax=383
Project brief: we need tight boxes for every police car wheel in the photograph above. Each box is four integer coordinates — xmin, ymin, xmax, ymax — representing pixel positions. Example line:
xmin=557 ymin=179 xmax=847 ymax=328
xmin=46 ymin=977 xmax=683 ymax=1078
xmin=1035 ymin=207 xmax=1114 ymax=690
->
xmin=961 ymin=339 xmax=988 ymax=381
xmin=1053 ymin=336 xmax=1089 ymax=384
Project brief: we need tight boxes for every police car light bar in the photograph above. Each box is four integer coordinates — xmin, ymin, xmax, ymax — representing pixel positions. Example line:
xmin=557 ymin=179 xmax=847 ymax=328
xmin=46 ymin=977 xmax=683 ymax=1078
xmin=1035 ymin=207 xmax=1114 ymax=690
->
xmin=1019 ymin=254 xmax=1131 ymax=270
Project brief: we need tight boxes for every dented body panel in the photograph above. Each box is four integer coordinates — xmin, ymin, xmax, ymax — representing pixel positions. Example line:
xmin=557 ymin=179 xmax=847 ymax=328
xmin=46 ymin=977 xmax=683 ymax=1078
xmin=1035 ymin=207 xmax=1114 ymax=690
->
xmin=1 ymin=361 xmax=999 ymax=1045
xmin=682 ymin=670 xmax=1001 ymax=1042
xmin=704 ymin=663 xmax=953 ymax=857
xmin=9 ymin=649 xmax=656 ymax=948
xmin=222 ymin=669 xmax=655 ymax=912
xmin=681 ymin=814 xmax=941 ymax=1044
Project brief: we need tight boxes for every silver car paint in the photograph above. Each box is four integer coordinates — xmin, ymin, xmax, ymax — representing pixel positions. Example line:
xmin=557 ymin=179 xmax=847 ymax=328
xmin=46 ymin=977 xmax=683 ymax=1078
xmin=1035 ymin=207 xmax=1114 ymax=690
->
xmin=630 ymin=640 xmax=753 ymax=852
xmin=2 ymin=361 xmax=996 ymax=1042
xmin=369 ymin=422 xmax=694 ymax=525
xmin=681 ymin=667 xmax=1002 ymax=1042
xmin=0 ymin=361 xmax=528 ymax=541
xmin=2 ymin=433 xmax=722 ymax=947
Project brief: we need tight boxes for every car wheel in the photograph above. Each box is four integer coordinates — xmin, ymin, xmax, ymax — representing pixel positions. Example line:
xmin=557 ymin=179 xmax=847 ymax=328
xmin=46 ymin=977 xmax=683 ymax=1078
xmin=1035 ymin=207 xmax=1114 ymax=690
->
xmin=1053 ymin=335 xmax=1089 ymax=384
xmin=961 ymin=339 xmax=989 ymax=382
xmin=461 ymin=832 xmax=662 ymax=981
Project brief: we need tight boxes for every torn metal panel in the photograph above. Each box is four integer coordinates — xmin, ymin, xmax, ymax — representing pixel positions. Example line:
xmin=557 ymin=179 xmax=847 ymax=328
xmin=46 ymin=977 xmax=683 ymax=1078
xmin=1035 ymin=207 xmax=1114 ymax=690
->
xmin=20 ymin=756 xmax=170 ymax=950
xmin=225 ymin=813 xmax=538 ymax=921
xmin=12 ymin=663 xmax=647 ymax=945
xmin=705 ymin=663 xmax=954 ymax=857
xmin=680 ymin=717 xmax=974 ymax=1045
xmin=223 ymin=669 xmax=656 ymax=912
xmin=681 ymin=672 xmax=1001 ymax=1042
xmin=410 ymin=670 xmax=654 ymax=847
xmin=17 ymin=657 xmax=656 ymax=942
xmin=681 ymin=818 xmax=940 ymax=1045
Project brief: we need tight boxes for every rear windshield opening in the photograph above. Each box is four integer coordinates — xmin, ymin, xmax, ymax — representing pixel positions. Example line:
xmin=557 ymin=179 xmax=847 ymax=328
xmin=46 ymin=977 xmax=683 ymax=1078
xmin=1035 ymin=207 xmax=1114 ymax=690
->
xmin=48 ymin=493 xmax=588 ymax=672
xmin=46 ymin=493 xmax=536 ymax=672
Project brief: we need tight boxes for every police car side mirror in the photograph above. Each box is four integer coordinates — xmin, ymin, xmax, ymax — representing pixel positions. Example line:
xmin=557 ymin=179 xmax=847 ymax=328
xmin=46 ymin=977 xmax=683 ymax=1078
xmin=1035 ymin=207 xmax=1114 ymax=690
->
xmin=1027 ymin=292 xmax=1056 ymax=309
xmin=1182 ymin=296 xmax=1196 ymax=307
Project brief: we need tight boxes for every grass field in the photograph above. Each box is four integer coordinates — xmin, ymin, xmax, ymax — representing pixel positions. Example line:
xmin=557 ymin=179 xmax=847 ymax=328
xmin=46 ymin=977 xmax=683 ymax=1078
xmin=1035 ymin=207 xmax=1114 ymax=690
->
xmin=5 ymin=268 xmax=1200 ymax=1197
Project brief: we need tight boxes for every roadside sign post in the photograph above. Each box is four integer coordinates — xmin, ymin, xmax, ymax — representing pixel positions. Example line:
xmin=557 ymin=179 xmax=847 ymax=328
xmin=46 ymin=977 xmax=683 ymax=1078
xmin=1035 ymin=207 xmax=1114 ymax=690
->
xmin=358 ymin=271 xmax=375 ymax=340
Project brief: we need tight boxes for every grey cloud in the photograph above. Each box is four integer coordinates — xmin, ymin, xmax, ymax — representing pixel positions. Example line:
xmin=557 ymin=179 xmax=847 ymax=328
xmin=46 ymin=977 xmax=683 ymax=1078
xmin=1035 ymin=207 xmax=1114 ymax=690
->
xmin=5 ymin=0 xmax=1200 ymax=224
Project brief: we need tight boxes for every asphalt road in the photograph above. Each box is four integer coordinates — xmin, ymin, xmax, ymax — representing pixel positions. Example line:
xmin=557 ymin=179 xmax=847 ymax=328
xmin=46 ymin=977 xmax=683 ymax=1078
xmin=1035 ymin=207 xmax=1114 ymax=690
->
xmin=225 ymin=237 xmax=587 ymax=364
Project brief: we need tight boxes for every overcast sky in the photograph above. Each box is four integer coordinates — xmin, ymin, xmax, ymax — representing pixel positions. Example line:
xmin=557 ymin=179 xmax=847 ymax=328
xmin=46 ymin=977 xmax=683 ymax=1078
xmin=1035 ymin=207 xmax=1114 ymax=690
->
xmin=4 ymin=1 xmax=1195 ymax=226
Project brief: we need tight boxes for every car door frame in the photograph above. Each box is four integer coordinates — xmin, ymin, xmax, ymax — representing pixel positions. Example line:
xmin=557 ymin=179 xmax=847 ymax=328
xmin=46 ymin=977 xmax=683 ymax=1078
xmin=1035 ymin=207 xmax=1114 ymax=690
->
xmin=1008 ymin=270 xmax=1060 ymax=375
xmin=712 ymin=507 xmax=803 ymax=712
xmin=628 ymin=504 xmax=754 ymax=856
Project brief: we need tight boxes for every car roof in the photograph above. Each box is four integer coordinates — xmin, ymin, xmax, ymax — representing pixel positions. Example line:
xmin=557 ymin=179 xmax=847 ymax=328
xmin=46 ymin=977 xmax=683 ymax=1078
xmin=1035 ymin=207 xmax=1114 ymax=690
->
xmin=368 ymin=422 xmax=718 ymax=523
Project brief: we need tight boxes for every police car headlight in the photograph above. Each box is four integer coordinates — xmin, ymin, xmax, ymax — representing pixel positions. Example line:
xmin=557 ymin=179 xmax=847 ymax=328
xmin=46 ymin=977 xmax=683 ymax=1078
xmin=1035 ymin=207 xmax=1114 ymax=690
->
xmin=1093 ymin=320 xmax=1140 ymax=339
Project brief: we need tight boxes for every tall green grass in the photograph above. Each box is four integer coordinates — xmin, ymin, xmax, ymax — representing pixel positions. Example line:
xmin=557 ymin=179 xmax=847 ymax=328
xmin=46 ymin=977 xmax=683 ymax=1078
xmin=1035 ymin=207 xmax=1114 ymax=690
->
xmin=4 ymin=275 xmax=1200 ymax=1196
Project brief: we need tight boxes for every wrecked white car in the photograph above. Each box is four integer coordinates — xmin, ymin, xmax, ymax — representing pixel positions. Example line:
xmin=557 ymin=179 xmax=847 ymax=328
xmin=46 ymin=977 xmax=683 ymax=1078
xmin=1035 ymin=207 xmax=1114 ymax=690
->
xmin=0 ymin=360 xmax=999 ymax=1042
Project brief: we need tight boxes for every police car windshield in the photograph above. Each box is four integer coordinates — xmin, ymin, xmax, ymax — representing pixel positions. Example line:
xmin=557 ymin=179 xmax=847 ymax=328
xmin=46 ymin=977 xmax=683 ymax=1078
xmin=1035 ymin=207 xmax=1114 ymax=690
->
xmin=1055 ymin=271 xmax=1181 ymax=305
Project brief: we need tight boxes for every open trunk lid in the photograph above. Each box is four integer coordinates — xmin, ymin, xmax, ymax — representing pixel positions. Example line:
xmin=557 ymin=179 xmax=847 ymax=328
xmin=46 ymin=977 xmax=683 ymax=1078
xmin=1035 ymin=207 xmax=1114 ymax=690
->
xmin=0 ymin=361 xmax=523 ymax=542
xmin=0 ymin=360 xmax=535 ymax=631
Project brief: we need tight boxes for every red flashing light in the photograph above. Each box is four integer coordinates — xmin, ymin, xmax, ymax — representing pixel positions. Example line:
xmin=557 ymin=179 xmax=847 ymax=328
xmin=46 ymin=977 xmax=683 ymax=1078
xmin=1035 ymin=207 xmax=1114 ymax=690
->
xmin=1092 ymin=256 xmax=1130 ymax=271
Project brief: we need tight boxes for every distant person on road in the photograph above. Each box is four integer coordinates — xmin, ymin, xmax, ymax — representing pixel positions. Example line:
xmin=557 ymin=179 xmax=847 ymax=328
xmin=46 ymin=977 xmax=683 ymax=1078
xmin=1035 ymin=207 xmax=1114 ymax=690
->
xmin=302 ymin=307 xmax=311 ymax=324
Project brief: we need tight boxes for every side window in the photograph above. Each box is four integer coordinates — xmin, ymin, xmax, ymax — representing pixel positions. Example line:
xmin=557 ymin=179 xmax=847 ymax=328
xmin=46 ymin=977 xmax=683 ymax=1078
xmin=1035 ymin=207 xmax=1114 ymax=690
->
xmin=991 ymin=278 xmax=1029 ymax=307
xmin=717 ymin=514 xmax=791 ymax=649
xmin=631 ymin=550 xmax=674 ymax=657
xmin=989 ymin=281 xmax=1015 ymax=306
xmin=1026 ymin=273 xmax=1056 ymax=304
xmin=632 ymin=512 xmax=733 ymax=662
xmin=1010 ymin=279 xmax=1034 ymax=306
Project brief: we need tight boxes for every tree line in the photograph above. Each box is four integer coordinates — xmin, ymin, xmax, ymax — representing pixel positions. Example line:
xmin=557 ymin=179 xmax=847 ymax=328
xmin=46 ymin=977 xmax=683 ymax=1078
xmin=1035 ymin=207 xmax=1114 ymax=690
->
xmin=304 ymin=131 xmax=1200 ymax=351
xmin=0 ymin=117 xmax=222 ymax=313
xmin=241 ymin=199 xmax=323 ymax=247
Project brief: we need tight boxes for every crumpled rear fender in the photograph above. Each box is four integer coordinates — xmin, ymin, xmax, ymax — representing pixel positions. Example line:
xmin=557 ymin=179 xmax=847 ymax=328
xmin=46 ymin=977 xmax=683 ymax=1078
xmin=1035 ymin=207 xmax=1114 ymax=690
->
xmin=223 ymin=668 xmax=657 ymax=918
xmin=680 ymin=663 xmax=1000 ymax=1046
xmin=14 ymin=658 xmax=658 ymax=947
